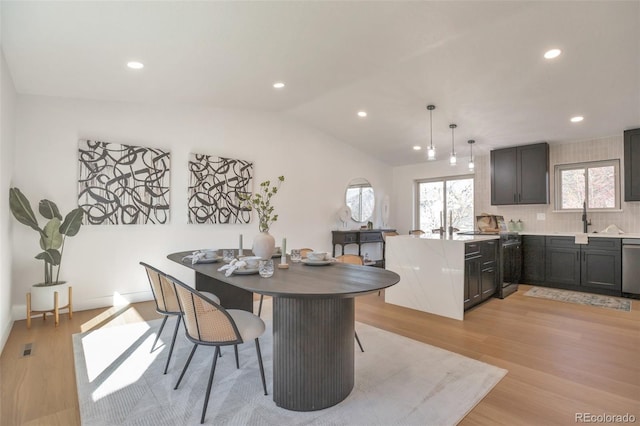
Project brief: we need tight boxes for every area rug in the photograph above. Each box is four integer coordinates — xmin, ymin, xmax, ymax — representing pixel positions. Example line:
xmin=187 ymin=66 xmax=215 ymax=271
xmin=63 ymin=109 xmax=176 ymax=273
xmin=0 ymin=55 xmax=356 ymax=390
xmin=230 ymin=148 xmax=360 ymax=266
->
xmin=524 ymin=287 xmax=632 ymax=312
xmin=73 ymin=311 xmax=507 ymax=425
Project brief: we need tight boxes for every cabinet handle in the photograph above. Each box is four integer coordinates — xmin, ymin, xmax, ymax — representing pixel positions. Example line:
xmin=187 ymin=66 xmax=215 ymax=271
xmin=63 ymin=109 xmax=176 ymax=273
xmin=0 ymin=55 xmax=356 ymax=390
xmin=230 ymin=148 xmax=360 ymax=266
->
xmin=513 ymin=193 xmax=517 ymax=202
xmin=576 ymin=251 xmax=579 ymax=261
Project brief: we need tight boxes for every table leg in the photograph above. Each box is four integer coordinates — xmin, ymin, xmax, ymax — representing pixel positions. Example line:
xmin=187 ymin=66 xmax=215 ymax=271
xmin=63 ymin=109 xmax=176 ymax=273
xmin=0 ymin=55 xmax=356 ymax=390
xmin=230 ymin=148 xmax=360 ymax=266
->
xmin=272 ymin=297 xmax=355 ymax=411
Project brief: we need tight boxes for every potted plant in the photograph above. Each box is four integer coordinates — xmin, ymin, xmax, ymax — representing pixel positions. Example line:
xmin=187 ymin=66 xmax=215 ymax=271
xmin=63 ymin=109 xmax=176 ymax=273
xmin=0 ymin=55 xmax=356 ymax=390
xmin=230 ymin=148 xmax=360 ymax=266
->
xmin=9 ymin=187 xmax=84 ymax=311
xmin=240 ymin=176 xmax=285 ymax=259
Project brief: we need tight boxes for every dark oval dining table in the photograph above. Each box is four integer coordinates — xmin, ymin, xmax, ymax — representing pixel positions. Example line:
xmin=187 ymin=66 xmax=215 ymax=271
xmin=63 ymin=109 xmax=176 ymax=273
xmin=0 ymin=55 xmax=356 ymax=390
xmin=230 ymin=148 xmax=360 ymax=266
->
xmin=167 ymin=251 xmax=400 ymax=411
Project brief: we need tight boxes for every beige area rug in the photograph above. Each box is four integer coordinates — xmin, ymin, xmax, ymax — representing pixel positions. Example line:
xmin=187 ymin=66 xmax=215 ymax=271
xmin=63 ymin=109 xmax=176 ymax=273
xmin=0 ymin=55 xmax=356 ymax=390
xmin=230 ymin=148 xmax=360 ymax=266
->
xmin=73 ymin=303 xmax=507 ymax=425
xmin=524 ymin=286 xmax=632 ymax=312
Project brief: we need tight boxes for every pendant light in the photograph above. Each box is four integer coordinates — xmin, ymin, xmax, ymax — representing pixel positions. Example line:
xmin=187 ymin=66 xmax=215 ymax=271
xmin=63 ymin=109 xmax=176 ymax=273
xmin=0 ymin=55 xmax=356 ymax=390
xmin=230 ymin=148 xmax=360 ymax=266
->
xmin=467 ymin=139 xmax=475 ymax=171
xmin=426 ymin=105 xmax=436 ymax=160
xmin=449 ymin=124 xmax=457 ymax=165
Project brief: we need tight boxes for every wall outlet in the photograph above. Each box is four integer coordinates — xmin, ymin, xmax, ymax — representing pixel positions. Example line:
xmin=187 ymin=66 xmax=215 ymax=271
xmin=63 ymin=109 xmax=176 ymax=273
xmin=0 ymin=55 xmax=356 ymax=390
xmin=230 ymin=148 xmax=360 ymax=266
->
xmin=537 ymin=213 xmax=546 ymax=221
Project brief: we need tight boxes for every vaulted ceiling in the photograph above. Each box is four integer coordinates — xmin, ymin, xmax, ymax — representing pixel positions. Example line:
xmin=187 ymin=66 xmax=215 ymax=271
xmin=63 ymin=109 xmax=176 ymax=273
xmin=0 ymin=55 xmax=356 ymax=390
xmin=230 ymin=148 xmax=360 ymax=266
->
xmin=2 ymin=1 xmax=638 ymax=166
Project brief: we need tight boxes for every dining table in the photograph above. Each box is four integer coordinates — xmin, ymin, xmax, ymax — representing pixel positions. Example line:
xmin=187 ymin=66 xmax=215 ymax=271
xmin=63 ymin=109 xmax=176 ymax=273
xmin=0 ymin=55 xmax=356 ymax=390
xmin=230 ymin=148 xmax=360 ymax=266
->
xmin=167 ymin=250 xmax=400 ymax=411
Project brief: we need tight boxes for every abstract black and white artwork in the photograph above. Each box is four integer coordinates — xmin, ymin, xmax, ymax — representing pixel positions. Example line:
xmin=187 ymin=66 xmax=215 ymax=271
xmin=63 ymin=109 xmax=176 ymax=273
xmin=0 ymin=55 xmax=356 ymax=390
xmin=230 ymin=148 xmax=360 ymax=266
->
xmin=188 ymin=154 xmax=253 ymax=224
xmin=78 ymin=140 xmax=171 ymax=225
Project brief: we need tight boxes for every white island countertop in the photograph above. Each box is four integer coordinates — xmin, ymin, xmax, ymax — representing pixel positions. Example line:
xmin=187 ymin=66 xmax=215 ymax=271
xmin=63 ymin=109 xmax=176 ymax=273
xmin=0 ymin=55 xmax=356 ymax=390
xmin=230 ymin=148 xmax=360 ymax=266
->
xmin=384 ymin=234 xmax=499 ymax=320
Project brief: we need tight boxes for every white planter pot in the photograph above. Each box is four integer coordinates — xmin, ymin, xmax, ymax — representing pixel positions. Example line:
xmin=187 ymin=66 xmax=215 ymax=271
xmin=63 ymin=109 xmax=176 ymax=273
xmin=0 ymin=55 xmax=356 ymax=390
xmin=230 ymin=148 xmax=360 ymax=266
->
xmin=252 ymin=232 xmax=276 ymax=260
xmin=31 ymin=282 xmax=70 ymax=311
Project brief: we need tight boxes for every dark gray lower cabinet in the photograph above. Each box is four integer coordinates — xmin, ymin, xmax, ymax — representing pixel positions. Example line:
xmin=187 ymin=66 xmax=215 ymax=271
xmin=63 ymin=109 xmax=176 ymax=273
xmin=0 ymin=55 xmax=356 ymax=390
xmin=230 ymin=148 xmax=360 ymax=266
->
xmin=581 ymin=239 xmax=622 ymax=291
xmin=465 ymin=240 xmax=498 ymax=310
xmin=531 ymin=236 xmax=622 ymax=295
xmin=522 ymin=235 xmax=545 ymax=283
xmin=464 ymin=243 xmax=481 ymax=310
xmin=545 ymin=236 xmax=581 ymax=286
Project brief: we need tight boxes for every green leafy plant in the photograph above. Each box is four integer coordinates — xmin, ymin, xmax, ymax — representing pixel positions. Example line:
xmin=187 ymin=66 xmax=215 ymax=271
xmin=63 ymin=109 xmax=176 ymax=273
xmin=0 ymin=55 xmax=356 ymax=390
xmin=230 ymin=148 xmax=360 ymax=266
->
xmin=240 ymin=176 xmax=285 ymax=232
xmin=9 ymin=187 xmax=84 ymax=285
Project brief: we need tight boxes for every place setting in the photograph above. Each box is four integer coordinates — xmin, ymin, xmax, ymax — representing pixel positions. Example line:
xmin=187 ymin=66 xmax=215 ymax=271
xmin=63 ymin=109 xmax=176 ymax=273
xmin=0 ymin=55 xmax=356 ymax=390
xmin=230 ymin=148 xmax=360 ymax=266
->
xmin=301 ymin=251 xmax=337 ymax=266
xmin=181 ymin=249 xmax=221 ymax=265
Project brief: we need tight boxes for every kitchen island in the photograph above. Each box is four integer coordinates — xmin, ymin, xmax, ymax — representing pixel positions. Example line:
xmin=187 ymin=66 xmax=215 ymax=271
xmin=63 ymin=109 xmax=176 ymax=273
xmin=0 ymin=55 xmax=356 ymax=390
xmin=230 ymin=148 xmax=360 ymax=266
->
xmin=385 ymin=233 xmax=499 ymax=320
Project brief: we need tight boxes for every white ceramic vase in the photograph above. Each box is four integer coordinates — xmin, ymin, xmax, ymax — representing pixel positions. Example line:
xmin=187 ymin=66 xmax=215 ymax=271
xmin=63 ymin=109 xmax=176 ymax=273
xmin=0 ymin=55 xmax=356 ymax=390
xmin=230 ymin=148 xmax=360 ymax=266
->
xmin=252 ymin=231 xmax=276 ymax=260
xmin=31 ymin=281 xmax=70 ymax=311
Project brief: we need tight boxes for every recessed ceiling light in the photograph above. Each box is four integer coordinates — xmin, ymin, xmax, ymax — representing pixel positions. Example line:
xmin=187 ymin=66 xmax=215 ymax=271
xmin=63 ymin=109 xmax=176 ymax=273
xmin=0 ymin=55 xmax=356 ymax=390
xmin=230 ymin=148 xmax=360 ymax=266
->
xmin=357 ymin=111 xmax=367 ymax=118
xmin=126 ymin=61 xmax=144 ymax=70
xmin=413 ymin=146 xmax=422 ymax=151
xmin=544 ymin=49 xmax=562 ymax=59
xmin=273 ymin=82 xmax=285 ymax=89
xmin=570 ymin=116 xmax=584 ymax=123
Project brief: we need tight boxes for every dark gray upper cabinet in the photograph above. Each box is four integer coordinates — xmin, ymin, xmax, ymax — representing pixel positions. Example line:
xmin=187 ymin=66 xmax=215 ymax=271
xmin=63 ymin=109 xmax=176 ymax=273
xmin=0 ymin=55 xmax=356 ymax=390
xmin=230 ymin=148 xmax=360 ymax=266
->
xmin=624 ymin=128 xmax=640 ymax=201
xmin=491 ymin=142 xmax=549 ymax=205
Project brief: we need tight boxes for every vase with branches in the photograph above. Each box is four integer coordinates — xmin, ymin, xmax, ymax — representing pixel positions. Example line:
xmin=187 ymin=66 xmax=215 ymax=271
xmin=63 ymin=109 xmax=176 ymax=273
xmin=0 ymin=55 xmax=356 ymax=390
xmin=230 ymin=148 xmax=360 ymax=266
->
xmin=240 ymin=176 xmax=285 ymax=259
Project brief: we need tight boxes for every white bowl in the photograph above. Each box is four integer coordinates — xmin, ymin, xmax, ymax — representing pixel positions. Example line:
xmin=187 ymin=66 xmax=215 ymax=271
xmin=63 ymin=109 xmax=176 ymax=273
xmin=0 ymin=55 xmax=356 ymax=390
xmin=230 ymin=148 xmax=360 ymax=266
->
xmin=307 ymin=251 xmax=328 ymax=261
xmin=239 ymin=255 xmax=261 ymax=268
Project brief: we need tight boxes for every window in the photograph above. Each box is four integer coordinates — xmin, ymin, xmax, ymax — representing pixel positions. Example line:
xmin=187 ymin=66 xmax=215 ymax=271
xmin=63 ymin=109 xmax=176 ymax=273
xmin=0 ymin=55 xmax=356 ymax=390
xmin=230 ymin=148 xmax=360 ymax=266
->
xmin=415 ymin=176 xmax=474 ymax=232
xmin=554 ymin=160 xmax=620 ymax=211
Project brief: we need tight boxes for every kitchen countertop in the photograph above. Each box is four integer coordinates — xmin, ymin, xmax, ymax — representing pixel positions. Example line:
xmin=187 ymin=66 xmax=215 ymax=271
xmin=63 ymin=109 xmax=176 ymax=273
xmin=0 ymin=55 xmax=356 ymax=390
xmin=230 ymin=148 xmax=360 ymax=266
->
xmin=412 ymin=233 xmax=499 ymax=242
xmin=519 ymin=232 xmax=640 ymax=239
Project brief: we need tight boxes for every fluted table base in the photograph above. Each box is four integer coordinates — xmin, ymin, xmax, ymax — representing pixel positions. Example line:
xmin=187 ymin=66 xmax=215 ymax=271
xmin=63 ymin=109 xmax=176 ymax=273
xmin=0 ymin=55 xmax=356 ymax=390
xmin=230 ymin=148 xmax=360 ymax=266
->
xmin=272 ymin=297 xmax=355 ymax=411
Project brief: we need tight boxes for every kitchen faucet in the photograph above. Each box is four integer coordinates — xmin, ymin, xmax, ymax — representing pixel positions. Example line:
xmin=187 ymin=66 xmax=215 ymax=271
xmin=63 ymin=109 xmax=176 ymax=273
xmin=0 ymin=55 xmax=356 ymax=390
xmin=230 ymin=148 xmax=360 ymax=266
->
xmin=582 ymin=201 xmax=591 ymax=233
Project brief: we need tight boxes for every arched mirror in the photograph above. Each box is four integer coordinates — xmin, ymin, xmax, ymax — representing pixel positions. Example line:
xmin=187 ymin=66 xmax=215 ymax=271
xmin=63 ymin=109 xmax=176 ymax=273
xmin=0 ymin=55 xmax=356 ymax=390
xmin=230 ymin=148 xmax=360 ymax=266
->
xmin=345 ymin=178 xmax=375 ymax=222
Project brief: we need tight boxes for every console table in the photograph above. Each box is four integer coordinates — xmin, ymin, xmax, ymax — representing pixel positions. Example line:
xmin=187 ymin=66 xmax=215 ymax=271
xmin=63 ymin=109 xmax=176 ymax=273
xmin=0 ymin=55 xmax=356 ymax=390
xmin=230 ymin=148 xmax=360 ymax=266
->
xmin=331 ymin=229 xmax=396 ymax=268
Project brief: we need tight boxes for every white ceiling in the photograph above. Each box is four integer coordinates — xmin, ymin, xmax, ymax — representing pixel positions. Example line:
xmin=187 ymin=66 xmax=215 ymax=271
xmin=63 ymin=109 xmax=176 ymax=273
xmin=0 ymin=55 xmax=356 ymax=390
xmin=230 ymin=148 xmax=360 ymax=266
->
xmin=2 ymin=1 xmax=639 ymax=166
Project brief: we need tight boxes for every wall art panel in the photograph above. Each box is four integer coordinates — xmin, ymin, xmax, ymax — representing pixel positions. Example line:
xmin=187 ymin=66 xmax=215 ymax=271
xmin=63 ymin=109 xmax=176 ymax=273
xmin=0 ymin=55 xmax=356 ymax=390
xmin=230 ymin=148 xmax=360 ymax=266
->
xmin=188 ymin=154 xmax=253 ymax=224
xmin=78 ymin=139 xmax=170 ymax=225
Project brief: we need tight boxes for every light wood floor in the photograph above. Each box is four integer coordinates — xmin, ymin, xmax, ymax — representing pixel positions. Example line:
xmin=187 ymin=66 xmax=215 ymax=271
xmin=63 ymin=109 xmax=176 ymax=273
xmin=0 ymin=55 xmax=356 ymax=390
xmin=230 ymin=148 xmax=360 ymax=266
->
xmin=1 ymin=285 xmax=638 ymax=425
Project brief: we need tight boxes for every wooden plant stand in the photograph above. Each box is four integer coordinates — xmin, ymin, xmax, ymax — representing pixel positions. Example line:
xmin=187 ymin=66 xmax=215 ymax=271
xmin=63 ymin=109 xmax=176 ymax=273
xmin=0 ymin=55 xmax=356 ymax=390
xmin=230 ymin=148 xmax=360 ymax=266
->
xmin=26 ymin=286 xmax=73 ymax=329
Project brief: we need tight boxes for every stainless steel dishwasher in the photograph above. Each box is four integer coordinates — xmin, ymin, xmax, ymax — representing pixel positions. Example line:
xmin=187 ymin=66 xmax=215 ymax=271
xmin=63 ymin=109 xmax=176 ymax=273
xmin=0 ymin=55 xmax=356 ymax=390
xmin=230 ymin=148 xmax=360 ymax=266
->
xmin=622 ymin=239 xmax=640 ymax=296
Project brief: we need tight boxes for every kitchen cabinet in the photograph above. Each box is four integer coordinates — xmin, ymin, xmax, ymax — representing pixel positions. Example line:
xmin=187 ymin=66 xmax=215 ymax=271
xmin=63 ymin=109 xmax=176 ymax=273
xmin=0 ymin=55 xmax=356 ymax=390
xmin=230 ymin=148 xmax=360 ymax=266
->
xmin=522 ymin=235 xmax=545 ymax=283
xmin=545 ymin=236 xmax=581 ymax=286
xmin=464 ymin=240 xmax=497 ymax=310
xmin=624 ymin=128 xmax=640 ymax=201
xmin=581 ymin=239 xmax=622 ymax=291
xmin=491 ymin=142 xmax=549 ymax=205
xmin=542 ymin=236 xmax=622 ymax=293
xmin=480 ymin=239 xmax=498 ymax=298
xmin=464 ymin=243 xmax=482 ymax=310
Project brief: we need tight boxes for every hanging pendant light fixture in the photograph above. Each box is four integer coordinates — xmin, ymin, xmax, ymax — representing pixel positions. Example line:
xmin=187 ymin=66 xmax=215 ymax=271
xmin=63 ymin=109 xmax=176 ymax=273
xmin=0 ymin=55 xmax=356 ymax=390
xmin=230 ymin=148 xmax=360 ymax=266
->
xmin=449 ymin=124 xmax=457 ymax=165
xmin=467 ymin=139 xmax=475 ymax=171
xmin=426 ymin=105 xmax=436 ymax=160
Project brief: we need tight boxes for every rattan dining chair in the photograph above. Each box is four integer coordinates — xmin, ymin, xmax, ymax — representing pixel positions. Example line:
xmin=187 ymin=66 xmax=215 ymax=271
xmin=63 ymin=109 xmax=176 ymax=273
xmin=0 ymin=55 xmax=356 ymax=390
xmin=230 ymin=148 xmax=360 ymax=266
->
xmin=334 ymin=254 xmax=366 ymax=352
xmin=141 ymin=262 xmax=220 ymax=374
xmin=169 ymin=275 xmax=268 ymax=424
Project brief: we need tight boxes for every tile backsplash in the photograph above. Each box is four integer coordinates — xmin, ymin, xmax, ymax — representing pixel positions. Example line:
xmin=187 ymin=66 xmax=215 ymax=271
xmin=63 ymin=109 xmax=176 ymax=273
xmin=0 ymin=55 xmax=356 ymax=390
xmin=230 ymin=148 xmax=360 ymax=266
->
xmin=475 ymin=135 xmax=640 ymax=234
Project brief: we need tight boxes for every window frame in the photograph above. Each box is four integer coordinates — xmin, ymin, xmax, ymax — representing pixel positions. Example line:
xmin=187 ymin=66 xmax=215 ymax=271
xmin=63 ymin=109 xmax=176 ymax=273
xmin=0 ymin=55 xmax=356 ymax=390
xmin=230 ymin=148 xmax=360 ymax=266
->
xmin=554 ymin=159 xmax=621 ymax=212
xmin=414 ymin=174 xmax=475 ymax=231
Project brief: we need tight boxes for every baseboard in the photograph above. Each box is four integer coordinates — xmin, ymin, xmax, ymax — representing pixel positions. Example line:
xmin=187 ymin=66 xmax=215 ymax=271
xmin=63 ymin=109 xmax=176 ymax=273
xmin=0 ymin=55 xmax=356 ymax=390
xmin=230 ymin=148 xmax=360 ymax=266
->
xmin=11 ymin=290 xmax=154 ymax=321
xmin=0 ymin=314 xmax=14 ymax=355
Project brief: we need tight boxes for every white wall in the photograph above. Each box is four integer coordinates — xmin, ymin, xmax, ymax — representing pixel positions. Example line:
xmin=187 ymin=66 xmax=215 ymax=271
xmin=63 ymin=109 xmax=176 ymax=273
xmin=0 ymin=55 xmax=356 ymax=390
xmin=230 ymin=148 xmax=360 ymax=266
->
xmin=10 ymin=95 xmax=392 ymax=317
xmin=0 ymin=48 xmax=17 ymax=349
xmin=393 ymin=135 xmax=640 ymax=235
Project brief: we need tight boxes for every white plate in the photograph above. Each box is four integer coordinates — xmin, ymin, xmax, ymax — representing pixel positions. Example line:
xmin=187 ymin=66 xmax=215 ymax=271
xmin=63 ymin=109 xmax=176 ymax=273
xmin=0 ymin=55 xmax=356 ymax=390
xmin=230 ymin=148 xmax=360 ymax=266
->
xmin=233 ymin=267 xmax=259 ymax=275
xmin=302 ymin=258 xmax=336 ymax=266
